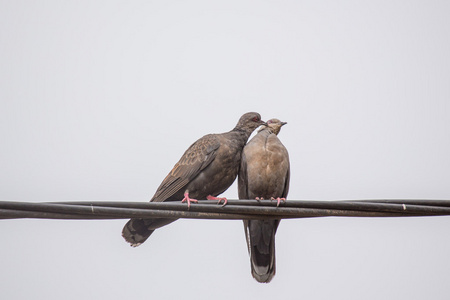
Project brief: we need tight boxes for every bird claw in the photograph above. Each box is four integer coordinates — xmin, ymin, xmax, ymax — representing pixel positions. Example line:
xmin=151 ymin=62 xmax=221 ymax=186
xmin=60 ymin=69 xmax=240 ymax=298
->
xmin=270 ymin=197 xmax=286 ymax=207
xmin=207 ymin=195 xmax=228 ymax=207
xmin=181 ymin=192 xmax=198 ymax=209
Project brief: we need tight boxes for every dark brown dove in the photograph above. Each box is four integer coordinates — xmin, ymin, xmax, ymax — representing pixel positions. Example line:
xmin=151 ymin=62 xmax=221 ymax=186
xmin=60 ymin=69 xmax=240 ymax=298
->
xmin=238 ymin=118 xmax=290 ymax=283
xmin=122 ymin=112 xmax=266 ymax=247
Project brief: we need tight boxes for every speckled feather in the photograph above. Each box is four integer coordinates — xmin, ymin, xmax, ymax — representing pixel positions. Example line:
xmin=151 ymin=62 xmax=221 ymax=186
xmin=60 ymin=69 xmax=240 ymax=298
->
xmin=150 ymin=134 xmax=221 ymax=203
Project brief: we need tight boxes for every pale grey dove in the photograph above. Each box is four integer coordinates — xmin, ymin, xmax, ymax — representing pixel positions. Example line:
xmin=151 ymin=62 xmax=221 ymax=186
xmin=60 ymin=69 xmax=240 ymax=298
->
xmin=238 ymin=118 xmax=290 ymax=283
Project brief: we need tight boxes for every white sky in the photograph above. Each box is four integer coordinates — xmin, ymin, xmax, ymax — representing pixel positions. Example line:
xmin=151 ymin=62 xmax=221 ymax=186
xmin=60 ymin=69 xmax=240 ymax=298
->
xmin=1 ymin=1 xmax=450 ymax=299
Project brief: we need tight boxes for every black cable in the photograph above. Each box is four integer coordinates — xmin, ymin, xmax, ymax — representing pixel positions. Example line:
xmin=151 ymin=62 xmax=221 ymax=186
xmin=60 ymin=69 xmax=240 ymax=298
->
xmin=0 ymin=199 xmax=449 ymax=220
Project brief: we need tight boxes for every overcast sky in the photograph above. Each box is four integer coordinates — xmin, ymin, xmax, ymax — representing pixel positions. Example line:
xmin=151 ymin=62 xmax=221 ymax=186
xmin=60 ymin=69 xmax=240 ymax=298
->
xmin=1 ymin=1 xmax=450 ymax=299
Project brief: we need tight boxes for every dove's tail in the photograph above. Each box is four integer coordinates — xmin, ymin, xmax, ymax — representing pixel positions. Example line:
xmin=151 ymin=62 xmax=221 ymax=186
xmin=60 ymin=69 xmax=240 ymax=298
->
xmin=122 ymin=218 xmax=177 ymax=247
xmin=244 ymin=219 xmax=280 ymax=283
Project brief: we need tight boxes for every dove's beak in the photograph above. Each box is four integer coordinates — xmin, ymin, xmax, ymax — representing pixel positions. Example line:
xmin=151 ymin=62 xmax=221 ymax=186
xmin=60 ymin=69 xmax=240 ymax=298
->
xmin=281 ymin=122 xmax=287 ymax=126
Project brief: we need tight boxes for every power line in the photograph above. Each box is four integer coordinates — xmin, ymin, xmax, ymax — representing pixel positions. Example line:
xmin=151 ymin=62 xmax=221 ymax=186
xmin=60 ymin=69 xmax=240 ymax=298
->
xmin=1 ymin=199 xmax=450 ymax=220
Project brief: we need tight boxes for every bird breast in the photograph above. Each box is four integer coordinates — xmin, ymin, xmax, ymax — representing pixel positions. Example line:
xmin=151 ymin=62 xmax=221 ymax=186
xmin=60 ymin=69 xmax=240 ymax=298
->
xmin=186 ymin=138 xmax=243 ymax=198
xmin=244 ymin=134 xmax=289 ymax=198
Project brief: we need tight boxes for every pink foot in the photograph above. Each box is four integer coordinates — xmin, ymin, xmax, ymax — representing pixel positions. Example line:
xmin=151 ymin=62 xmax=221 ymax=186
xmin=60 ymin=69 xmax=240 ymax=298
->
xmin=181 ymin=192 xmax=198 ymax=209
xmin=207 ymin=195 xmax=228 ymax=206
xmin=255 ymin=197 xmax=264 ymax=201
xmin=271 ymin=197 xmax=286 ymax=207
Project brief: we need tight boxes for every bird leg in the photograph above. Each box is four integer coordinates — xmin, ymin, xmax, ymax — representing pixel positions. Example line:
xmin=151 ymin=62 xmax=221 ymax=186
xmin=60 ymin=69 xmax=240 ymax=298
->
xmin=207 ymin=195 xmax=228 ymax=206
xmin=181 ymin=192 xmax=198 ymax=209
xmin=270 ymin=197 xmax=286 ymax=207
xmin=255 ymin=197 xmax=264 ymax=202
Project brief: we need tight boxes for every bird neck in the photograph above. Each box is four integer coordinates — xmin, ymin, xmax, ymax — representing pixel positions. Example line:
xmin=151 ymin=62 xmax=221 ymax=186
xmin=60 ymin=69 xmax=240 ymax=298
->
xmin=229 ymin=128 xmax=254 ymax=145
xmin=258 ymin=127 xmax=276 ymax=135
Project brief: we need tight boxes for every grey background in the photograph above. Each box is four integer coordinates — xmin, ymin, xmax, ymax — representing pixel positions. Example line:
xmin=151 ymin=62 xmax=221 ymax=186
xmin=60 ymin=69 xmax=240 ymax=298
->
xmin=1 ymin=1 xmax=450 ymax=299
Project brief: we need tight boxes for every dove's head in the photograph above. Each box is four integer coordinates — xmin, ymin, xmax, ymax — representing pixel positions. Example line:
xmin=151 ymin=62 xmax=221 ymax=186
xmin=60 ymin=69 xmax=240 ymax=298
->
xmin=259 ymin=118 xmax=287 ymax=135
xmin=234 ymin=112 xmax=266 ymax=134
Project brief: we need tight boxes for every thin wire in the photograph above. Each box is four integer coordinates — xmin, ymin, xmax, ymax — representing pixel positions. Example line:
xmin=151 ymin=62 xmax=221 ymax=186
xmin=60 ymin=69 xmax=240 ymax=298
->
xmin=0 ymin=199 xmax=449 ymax=220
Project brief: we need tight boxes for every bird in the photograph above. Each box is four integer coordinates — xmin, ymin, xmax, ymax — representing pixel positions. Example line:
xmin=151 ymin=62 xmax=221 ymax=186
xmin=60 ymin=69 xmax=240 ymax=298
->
xmin=122 ymin=112 xmax=266 ymax=247
xmin=238 ymin=118 xmax=290 ymax=283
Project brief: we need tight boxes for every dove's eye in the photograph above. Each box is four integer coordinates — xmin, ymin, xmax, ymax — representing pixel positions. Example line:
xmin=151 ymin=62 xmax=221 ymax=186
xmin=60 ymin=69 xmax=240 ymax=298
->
xmin=252 ymin=116 xmax=260 ymax=122
xmin=267 ymin=120 xmax=273 ymax=124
